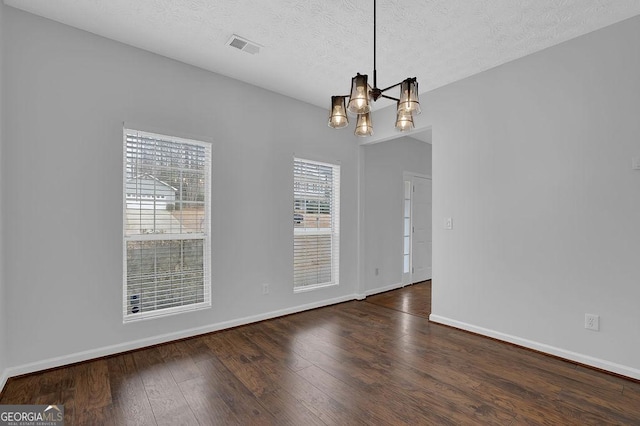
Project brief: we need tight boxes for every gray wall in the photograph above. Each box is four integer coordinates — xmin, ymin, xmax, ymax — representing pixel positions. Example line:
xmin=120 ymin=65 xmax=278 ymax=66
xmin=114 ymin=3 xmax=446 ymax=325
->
xmin=2 ymin=7 xmax=360 ymax=374
xmin=0 ymin=1 xmax=6 ymax=385
xmin=430 ymin=15 xmax=640 ymax=378
xmin=363 ymin=137 xmax=431 ymax=293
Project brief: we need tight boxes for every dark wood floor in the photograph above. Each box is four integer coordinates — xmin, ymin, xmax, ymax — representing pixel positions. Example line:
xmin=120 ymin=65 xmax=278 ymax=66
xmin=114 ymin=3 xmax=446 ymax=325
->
xmin=2 ymin=281 xmax=639 ymax=425
xmin=366 ymin=280 xmax=431 ymax=319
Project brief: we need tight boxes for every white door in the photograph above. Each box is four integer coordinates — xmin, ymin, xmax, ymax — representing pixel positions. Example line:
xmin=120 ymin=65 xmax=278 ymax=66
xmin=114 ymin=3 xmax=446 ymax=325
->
xmin=402 ymin=180 xmax=412 ymax=285
xmin=412 ymin=176 xmax=432 ymax=282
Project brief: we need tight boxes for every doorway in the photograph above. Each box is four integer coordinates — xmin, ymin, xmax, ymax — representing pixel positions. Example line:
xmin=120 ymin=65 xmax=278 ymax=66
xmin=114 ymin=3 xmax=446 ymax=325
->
xmin=402 ymin=173 xmax=432 ymax=285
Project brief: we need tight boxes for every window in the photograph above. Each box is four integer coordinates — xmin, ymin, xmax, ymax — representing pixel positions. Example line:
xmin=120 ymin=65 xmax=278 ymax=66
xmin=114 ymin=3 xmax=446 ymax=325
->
xmin=123 ymin=129 xmax=211 ymax=321
xmin=293 ymin=157 xmax=340 ymax=291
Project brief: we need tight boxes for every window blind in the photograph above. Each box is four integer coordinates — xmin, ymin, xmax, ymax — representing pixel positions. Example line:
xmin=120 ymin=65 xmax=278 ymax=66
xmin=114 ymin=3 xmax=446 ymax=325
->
xmin=123 ymin=129 xmax=211 ymax=321
xmin=293 ymin=158 xmax=340 ymax=290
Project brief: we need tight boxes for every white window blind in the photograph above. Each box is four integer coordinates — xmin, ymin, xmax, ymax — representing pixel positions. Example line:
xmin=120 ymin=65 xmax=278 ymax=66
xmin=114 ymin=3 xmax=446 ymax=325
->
xmin=293 ymin=158 xmax=340 ymax=291
xmin=123 ymin=129 xmax=211 ymax=322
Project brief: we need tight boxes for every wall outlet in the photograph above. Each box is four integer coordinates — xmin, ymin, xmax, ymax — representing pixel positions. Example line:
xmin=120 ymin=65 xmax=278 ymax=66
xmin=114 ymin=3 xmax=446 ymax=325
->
xmin=262 ymin=283 xmax=269 ymax=295
xmin=375 ymin=268 xmax=379 ymax=276
xmin=585 ymin=313 xmax=599 ymax=331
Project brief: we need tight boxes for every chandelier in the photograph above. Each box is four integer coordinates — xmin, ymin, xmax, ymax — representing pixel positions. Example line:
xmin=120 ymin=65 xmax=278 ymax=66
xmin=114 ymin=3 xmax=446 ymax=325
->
xmin=328 ymin=0 xmax=421 ymax=137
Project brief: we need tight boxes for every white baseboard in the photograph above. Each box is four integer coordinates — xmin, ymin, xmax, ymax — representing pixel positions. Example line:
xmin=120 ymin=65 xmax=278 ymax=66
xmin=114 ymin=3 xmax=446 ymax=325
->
xmin=0 ymin=369 xmax=9 ymax=394
xmin=3 ymin=294 xmax=358 ymax=381
xmin=364 ymin=282 xmax=404 ymax=297
xmin=429 ymin=314 xmax=640 ymax=381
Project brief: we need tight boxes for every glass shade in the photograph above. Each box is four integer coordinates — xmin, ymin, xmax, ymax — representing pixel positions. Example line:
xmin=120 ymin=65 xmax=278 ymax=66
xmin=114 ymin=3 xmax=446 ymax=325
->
xmin=398 ymin=78 xmax=421 ymax=114
xmin=395 ymin=105 xmax=415 ymax=132
xmin=354 ymin=112 xmax=373 ymax=137
xmin=347 ymin=74 xmax=371 ymax=114
xmin=328 ymin=96 xmax=349 ymax=129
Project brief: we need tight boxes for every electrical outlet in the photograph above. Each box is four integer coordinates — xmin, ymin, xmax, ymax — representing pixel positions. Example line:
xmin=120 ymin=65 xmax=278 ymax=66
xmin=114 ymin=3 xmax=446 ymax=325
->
xmin=585 ymin=314 xmax=599 ymax=331
xmin=262 ymin=283 xmax=269 ymax=295
xmin=375 ymin=268 xmax=379 ymax=276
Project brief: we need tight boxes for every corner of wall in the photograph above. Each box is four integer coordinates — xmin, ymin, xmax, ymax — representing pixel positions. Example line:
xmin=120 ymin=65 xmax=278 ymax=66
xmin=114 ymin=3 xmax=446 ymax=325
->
xmin=0 ymin=0 xmax=8 ymax=393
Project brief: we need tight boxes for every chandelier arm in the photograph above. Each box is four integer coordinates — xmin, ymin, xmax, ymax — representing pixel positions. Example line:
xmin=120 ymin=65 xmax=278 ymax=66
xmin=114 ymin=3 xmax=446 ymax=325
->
xmin=379 ymin=81 xmax=403 ymax=94
xmin=379 ymin=94 xmax=400 ymax=102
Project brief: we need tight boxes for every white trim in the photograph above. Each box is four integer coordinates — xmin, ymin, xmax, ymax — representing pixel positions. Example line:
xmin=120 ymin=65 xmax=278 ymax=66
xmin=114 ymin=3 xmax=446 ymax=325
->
xmin=0 ymin=369 xmax=9 ymax=393
xmin=2 ymin=294 xmax=358 ymax=380
xmin=403 ymin=171 xmax=432 ymax=181
xmin=293 ymin=282 xmax=338 ymax=294
xmin=123 ymin=300 xmax=211 ymax=323
xmin=363 ymin=282 xmax=404 ymax=297
xmin=125 ymin=128 xmax=211 ymax=149
xmin=358 ymin=123 xmax=433 ymax=146
xmin=292 ymin=152 xmax=342 ymax=168
xmin=401 ymin=178 xmax=412 ymax=285
xmin=429 ymin=314 xmax=640 ymax=381
xmin=123 ymin=122 xmax=214 ymax=145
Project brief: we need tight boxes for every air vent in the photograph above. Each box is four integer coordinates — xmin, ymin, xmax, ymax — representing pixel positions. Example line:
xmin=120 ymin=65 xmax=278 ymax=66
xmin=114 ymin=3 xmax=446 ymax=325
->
xmin=226 ymin=34 xmax=261 ymax=55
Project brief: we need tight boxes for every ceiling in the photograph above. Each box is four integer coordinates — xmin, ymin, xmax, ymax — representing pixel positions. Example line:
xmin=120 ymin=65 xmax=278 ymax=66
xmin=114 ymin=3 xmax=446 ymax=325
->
xmin=5 ymin=0 xmax=640 ymax=113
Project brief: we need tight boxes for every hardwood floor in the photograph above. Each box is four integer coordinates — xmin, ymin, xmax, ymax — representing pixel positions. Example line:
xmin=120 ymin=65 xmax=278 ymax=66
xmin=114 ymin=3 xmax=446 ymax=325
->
xmin=366 ymin=280 xmax=431 ymax=319
xmin=2 ymin=281 xmax=639 ymax=425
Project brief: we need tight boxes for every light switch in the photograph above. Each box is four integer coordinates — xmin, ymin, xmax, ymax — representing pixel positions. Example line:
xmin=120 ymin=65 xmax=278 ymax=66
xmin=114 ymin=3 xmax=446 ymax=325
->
xmin=444 ymin=217 xmax=453 ymax=230
xmin=632 ymin=157 xmax=640 ymax=170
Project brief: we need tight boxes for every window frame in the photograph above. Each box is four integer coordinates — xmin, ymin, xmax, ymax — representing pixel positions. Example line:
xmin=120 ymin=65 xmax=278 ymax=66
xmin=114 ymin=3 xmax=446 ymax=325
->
xmin=293 ymin=157 xmax=340 ymax=292
xmin=122 ymin=128 xmax=212 ymax=322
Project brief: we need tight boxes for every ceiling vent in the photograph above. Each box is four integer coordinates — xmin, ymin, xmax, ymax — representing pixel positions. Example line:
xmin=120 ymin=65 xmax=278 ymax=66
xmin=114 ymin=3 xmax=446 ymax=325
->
xmin=226 ymin=34 xmax=261 ymax=55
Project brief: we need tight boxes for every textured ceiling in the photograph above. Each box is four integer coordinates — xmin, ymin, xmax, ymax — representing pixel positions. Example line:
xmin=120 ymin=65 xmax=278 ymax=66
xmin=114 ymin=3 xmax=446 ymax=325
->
xmin=5 ymin=0 xmax=640 ymax=112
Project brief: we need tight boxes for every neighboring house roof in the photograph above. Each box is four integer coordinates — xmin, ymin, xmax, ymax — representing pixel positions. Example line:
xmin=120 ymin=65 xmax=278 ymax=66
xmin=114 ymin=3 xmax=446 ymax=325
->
xmin=126 ymin=174 xmax=178 ymax=194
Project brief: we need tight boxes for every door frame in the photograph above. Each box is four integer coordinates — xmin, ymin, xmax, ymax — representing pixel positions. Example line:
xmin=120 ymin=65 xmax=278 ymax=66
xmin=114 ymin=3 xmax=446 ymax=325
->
xmin=402 ymin=172 xmax=432 ymax=286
